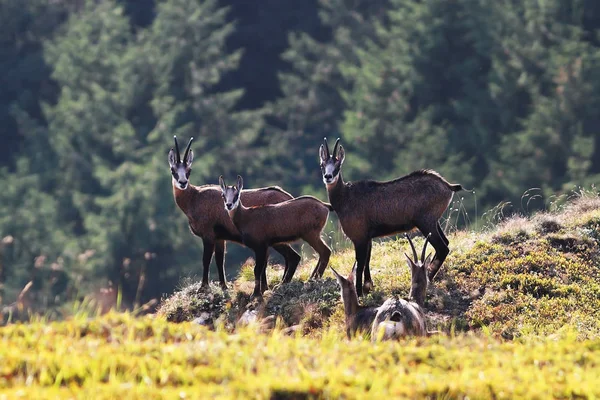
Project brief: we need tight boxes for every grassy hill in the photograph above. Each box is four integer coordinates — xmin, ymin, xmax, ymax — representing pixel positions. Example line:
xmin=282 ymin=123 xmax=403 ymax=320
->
xmin=1 ymin=192 xmax=600 ymax=398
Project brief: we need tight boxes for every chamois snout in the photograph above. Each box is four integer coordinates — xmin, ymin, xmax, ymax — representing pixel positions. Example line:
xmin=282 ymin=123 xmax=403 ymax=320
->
xmin=177 ymin=178 xmax=188 ymax=189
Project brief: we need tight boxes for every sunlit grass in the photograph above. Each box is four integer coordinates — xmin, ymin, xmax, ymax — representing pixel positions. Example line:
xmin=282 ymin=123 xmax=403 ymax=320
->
xmin=3 ymin=192 xmax=600 ymax=398
xmin=1 ymin=313 xmax=600 ymax=398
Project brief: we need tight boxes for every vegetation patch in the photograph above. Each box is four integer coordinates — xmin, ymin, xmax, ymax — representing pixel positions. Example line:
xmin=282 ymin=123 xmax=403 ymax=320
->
xmin=156 ymin=280 xmax=230 ymax=326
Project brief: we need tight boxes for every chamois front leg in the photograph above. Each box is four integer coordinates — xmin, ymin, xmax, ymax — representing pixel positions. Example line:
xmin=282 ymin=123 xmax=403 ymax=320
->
xmin=214 ymin=240 xmax=227 ymax=288
xmin=354 ymin=241 xmax=370 ymax=297
xmin=363 ymin=239 xmax=374 ymax=294
xmin=201 ymin=238 xmax=215 ymax=287
xmin=260 ymin=247 xmax=270 ymax=293
xmin=252 ymin=246 xmax=269 ymax=298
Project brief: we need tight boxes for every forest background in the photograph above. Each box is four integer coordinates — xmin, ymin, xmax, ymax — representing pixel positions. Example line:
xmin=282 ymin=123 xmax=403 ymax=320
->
xmin=1 ymin=0 xmax=599 ymax=310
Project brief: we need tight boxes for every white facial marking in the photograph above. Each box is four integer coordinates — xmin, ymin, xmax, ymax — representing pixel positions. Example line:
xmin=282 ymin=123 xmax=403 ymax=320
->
xmin=223 ymin=189 xmax=240 ymax=214
xmin=322 ymin=163 xmax=339 ymax=185
xmin=173 ymin=165 xmax=188 ymax=190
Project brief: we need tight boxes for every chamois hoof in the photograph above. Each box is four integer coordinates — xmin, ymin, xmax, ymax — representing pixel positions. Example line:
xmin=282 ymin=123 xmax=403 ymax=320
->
xmin=250 ymin=292 xmax=264 ymax=303
xmin=362 ymin=281 xmax=374 ymax=295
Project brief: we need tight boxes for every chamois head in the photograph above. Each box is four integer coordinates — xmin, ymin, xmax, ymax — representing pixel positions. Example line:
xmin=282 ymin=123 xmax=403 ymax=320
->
xmin=168 ymin=136 xmax=194 ymax=190
xmin=319 ymin=138 xmax=345 ymax=186
xmin=404 ymin=234 xmax=432 ymax=307
xmin=330 ymin=263 xmax=359 ymax=313
xmin=219 ymin=175 xmax=243 ymax=215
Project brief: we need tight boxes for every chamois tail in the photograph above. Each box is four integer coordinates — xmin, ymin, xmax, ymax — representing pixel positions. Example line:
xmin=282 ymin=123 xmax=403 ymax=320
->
xmin=449 ymin=183 xmax=475 ymax=193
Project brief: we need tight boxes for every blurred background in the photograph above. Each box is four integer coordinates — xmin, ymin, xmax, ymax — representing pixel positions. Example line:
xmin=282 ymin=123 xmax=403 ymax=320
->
xmin=1 ymin=0 xmax=600 ymax=312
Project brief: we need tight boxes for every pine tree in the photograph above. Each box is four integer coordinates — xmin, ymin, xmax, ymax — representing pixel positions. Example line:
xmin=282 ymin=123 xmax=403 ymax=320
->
xmin=492 ymin=0 xmax=600 ymax=202
xmin=0 ymin=0 xmax=68 ymax=169
xmin=147 ymin=0 xmax=264 ymax=183
xmin=264 ymin=0 xmax=389 ymax=194
xmin=341 ymin=0 xmax=495 ymax=205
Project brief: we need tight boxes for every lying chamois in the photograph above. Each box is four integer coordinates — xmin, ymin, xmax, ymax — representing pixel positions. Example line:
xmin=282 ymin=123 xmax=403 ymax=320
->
xmin=169 ymin=136 xmax=301 ymax=288
xmin=331 ymin=235 xmax=432 ymax=341
xmin=320 ymin=138 xmax=464 ymax=296
xmin=371 ymin=234 xmax=432 ymax=340
xmin=220 ymin=175 xmax=332 ymax=298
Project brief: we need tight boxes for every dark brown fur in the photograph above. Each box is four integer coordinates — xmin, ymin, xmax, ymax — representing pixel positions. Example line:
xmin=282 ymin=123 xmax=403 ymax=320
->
xmin=221 ymin=176 xmax=332 ymax=298
xmin=169 ymin=137 xmax=301 ymax=288
xmin=320 ymin=138 xmax=462 ymax=296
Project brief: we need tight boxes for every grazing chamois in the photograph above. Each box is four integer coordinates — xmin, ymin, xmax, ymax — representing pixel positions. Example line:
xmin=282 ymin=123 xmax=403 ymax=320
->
xmin=219 ymin=175 xmax=332 ymax=298
xmin=169 ymin=136 xmax=301 ymax=288
xmin=331 ymin=235 xmax=432 ymax=341
xmin=319 ymin=138 xmax=463 ymax=296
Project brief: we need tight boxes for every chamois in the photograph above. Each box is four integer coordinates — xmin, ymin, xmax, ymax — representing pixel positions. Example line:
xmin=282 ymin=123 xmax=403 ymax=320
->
xmin=219 ymin=175 xmax=332 ymax=298
xmin=319 ymin=138 xmax=463 ymax=296
xmin=370 ymin=234 xmax=431 ymax=340
xmin=169 ymin=136 xmax=301 ymax=288
xmin=331 ymin=235 xmax=431 ymax=341
xmin=330 ymin=263 xmax=378 ymax=339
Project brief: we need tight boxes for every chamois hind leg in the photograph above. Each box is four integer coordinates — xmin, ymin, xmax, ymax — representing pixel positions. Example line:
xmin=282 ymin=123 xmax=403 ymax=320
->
xmin=437 ymin=222 xmax=449 ymax=245
xmin=306 ymin=234 xmax=331 ymax=279
xmin=252 ymin=246 xmax=269 ymax=298
xmin=214 ymin=240 xmax=227 ymax=289
xmin=353 ymin=241 xmax=370 ymax=297
xmin=273 ymin=244 xmax=301 ymax=283
xmin=201 ymin=238 xmax=215 ymax=287
xmin=416 ymin=221 xmax=449 ymax=282
xmin=362 ymin=240 xmax=374 ymax=294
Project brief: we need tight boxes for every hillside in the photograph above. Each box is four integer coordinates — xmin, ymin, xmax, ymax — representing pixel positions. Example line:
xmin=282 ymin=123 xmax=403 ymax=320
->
xmin=159 ymin=192 xmax=600 ymax=340
xmin=1 ymin=193 xmax=600 ymax=398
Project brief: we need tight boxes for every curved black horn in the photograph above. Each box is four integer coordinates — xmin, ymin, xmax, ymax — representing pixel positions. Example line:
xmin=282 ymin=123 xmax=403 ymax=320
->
xmin=323 ymin=137 xmax=330 ymax=158
xmin=183 ymin=137 xmax=194 ymax=162
xmin=332 ymin=138 xmax=341 ymax=158
xmin=421 ymin=233 xmax=431 ymax=263
xmin=406 ymin=234 xmax=418 ymax=262
xmin=173 ymin=136 xmax=181 ymax=163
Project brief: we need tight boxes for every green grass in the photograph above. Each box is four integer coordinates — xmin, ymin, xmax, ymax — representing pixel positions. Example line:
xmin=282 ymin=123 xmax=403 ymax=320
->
xmin=2 ymin=192 xmax=600 ymax=398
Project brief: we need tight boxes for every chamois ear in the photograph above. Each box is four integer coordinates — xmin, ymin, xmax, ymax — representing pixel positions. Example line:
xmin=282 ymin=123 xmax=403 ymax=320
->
xmin=236 ymin=175 xmax=244 ymax=191
xmin=348 ymin=261 xmax=357 ymax=283
xmin=330 ymin=266 xmax=343 ymax=283
xmin=337 ymin=145 xmax=345 ymax=165
xmin=219 ymin=175 xmax=226 ymax=192
xmin=168 ymin=149 xmax=177 ymax=167
xmin=319 ymin=144 xmax=328 ymax=162
xmin=404 ymin=252 xmax=415 ymax=268
xmin=185 ymin=149 xmax=194 ymax=166
xmin=424 ymin=253 xmax=434 ymax=265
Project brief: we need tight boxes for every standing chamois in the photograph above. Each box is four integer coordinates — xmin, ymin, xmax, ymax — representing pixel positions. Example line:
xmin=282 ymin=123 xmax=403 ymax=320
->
xmin=219 ymin=175 xmax=332 ymax=298
xmin=331 ymin=235 xmax=432 ymax=341
xmin=169 ymin=136 xmax=301 ymax=288
xmin=319 ymin=138 xmax=463 ymax=296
